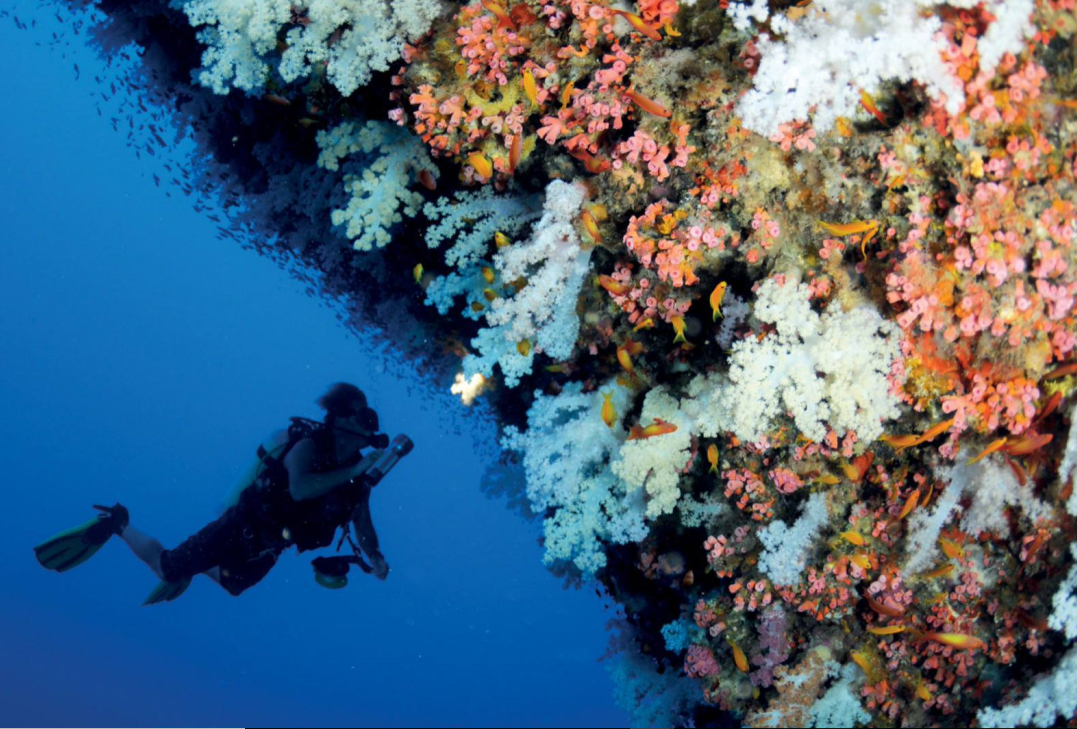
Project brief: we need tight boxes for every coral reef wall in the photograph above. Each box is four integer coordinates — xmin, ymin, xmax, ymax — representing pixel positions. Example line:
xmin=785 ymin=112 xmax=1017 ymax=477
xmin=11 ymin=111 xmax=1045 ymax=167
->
xmin=26 ymin=0 xmax=1077 ymax=724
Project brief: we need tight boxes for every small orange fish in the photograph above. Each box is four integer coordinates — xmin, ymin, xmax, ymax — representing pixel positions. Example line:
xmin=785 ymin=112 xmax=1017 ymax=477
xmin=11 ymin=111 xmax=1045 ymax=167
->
xmin=840 ymin=531 xmax=865 ymax=546
xmin=482 ymin=266 xmax=496 ymax=284
xmin=413 ymin=263 xmax=424 ymax=284
xmin=1045 ymin=362 xmax=1077 ymax=382
xmin=517 ymin=339 xmax=531 ymax=357
xmin=663 ymin=22 xmax=680 ymax=37
xmin=419 ymin=169 xmax=437 ymax=191
xmin=633 ymin=317 xmax=655 ymax=332
xmin=623 ymin=337 xmax=644 ymax=356
xmin=625 ymin=87 xmax=672 ymax=118
xmin=598 ymin=275 xmax=631 ymax=296
xmin=483 ymin=288 xmax=499 ymax=302
xmin=470 ymin=301 xmax=485 ymax=312
xmin=867 ymin=625 xmax=906 ymax=636
xmin=671 ymin=316 xmax=687 ymax=344
xmin=816 ymin=473 xmax=841 ymax=485
xmin=616 ymin=345 xmax=635 ymax=378
xmin=938 ymin=536 xmax=964 ymax=560
xmin=468 ymin=152 xmax=493 ymax=179
xmin=898 ymin=489 xmax=920 ymax=520
xmin=919 ymin=417 xmax=956 ymax=444
xmin=521 ymin=68 xmax=539 ymax=108
xmin=601 ymin=391 xmax=617 ymax=429
xmin=710 ymin=282 xmax=727 ymax=322
xmin=880 ymin=434 xmax=922 ymax=449
xmin=495 ymin=232 xmax=511 ymax=248
xmin=840 ymin=461 xmax=859 ymax=481
xmin=916 ymin=681 xmax=933 ymax=701
xmin=923 ymin=632 xmax=985 ymax=651
xmin=849 ymin=553 xmax=872 ymax=570
xmin=508 ymin=133 xmax=522 ymax=174
xmin=921 ymin=563 xmax=955 ymax=579
xmin=627 ymin=418 xmax=678 ymax=440
xmin=560 ymin=81 xmax=575 ymax=109
xmin=613 ymin=9 xmax=663 ymax=41
xmin=731 ymin=641 xmax=749 ymax=673
xmin=818 ymin=219 xmax=878 ymax=237
xmin=968 ymin=437 xmax=1007 ymax=465
xmin=1003 ymin=432 xmax=1052 ymax=456
xmin=263 ymin=93 xmax=291 ymax=107
xmin=707 ymin=444 xmax=719 ymax=474
xmin=867 ymin=595 xmax=905 ymax=618
xmin=860 ymin=89 xmax=888 ymax=125
xmin=581 ymin=210 xmax=601 ymax=245
xmin=481 ymin=0 xmax=516 ymax=28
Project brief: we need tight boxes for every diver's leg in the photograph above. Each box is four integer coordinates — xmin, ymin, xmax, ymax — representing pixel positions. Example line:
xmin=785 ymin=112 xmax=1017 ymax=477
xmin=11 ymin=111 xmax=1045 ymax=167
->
xmin=119 ymin=525 xmax=166 ymax=579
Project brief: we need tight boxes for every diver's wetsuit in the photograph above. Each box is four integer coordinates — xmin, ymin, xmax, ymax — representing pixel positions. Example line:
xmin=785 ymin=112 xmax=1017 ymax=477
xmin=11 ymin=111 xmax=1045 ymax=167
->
xmin=159 ymin=428 xmax=381 ymax=595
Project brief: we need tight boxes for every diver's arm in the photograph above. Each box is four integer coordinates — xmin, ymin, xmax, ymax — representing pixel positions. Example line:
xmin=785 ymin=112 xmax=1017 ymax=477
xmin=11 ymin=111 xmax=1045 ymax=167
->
xmin=284 ymin=438 xmax=370 ymax=502
xmin=351 ymin=489 xmax=389 ymax=580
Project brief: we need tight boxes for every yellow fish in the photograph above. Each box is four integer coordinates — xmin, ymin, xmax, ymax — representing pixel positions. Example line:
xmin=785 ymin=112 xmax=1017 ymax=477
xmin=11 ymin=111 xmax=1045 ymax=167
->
xmin=840 ymin=531 xmax=865 ymax=546
xmin=482 ymin=266 xmax=496 ymax=284
xmin=495 ymin=231 xmax=511 ymax=248
xmin=730 ymin=640 xmax=749 ymax=673
xmin=710 ymin=281 xmax=727 ymax=322
xmin=867 ymin=625 xmax=906 ymax=636
xmin=671 ymin=316 xmax=687 ymax=344
xmin=601 ymin=391 xmax=617 ymax=429
xmin=413 ymin=263 xmax=424 ymax=284
xmin=707 ymin=444 xmax=718 ymax=474
xmin=468 ymin=152 xmax=493 ymax=179
xmin=522 ymin=69 xmax=539 ymax=108
xmin=517 ymin=340 xmax=531 ymax=357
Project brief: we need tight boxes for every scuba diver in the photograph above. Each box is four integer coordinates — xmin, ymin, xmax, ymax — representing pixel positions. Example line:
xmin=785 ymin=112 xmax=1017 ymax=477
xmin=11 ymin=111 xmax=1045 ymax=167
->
xmin=34 ymin=383 xmax=413 ymax=604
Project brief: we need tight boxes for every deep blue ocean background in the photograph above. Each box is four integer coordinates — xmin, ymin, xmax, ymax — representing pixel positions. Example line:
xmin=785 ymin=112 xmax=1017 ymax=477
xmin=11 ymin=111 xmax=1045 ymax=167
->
xmin=0 ymin=8 xmax=628 ymax=726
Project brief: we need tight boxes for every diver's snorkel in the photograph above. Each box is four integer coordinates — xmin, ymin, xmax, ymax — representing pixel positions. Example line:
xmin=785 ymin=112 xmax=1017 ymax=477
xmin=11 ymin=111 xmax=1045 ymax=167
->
xmin=312 ymin=434 xmax=413 ymax=589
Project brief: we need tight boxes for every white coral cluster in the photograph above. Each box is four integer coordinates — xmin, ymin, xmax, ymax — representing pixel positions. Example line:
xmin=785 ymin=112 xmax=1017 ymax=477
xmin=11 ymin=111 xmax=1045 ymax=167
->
xmin=462 ymin=181 xmax=590 ymax=386
xmin=756 ymin=492 xmax=829 ymax=586
xmin=184 ymin=0 xmax=444 ymax=95
xmin=501 ymin=382 xmax=644 ymax=575
xmin=729 ymin=0 xmax=1035 ymax=136
xmin=315 ymin=121 xmax=438 ymax=251
xmin=611 ymin=387 xmax=694 ymax=518
xmin=721 ymin=278 xmax=902 ymax=444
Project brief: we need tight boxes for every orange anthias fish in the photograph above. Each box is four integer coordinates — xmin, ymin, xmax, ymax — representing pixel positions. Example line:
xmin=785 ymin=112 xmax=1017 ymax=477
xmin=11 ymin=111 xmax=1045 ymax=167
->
xmin=731 ymin=641 xmax=749 ymax=673
xmin=508 ymin=133 xmax=522 ymax=174
xmin=881 ymin=418 xmax=956 ymax=450
xmin=671 ymin=316 xmax=688 ymax=344
xmin=922 ymin=632 xmax=985 ymax=651
xmin=616 ymin=344 xmax=635 ymax=378
xmin=840 ymin=531 xmax=865 ymax=546
xmin=710 ymin=281 xmax=727 ymax=322
xmin=581 ymin=209 xmax=602 ymax=245
xmin=625 ymin=87 xmax=672 ymax=118
xmin=468 ymin=152 xmax=494 ymax=179
xmin=627 ymin=418 xmax=678 ymax=440
xmin=633 ymin=317 xmax=655 ymax=332
xmin=817 ymin=219 xmax=879 ymax=237
xmin=612 ymin=9 xmax=663 ymax=41
xmin=867 ymin=625 xmax=906 ymax=636
xmin=707 ymin=443 xmax=719 ymax=474
xmin=898 ymin=489 xmax=921 ymax=520
xmin=860 ymin=89 xmax=888 ymax=125
xmin=598 ymin=275 xmax=632 ymax=296
xmin=522 ymin=68 xmax=539 ymax=108
xmin=867 ymin=595 xmax=905 ymax=618
xmin=968 ymin=437 xmax=1008 ymax=465
xmin=938 ymin=536 xmax=965 ymax=560
xmin=601 ymin=391 xmax=617 ymax=429
xmin=481 ymin=0 xmax=516 ymax=29
xmin=517 ymin=339 xmax=531 ymax=357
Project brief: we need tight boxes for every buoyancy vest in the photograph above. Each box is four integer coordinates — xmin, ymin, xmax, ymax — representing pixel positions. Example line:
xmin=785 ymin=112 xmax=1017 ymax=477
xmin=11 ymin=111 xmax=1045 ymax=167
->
xmin=230 ymin=417 xmax=374 ymax=553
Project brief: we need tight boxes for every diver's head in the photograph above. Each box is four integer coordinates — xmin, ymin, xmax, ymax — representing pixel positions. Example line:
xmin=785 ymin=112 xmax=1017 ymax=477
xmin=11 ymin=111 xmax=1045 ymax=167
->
xmin=318 ymin=382 xmax=384 ymax=444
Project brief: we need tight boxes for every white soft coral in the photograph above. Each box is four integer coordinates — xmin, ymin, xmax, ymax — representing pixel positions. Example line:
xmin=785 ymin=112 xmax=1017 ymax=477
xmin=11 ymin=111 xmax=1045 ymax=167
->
xmin=721 ymin=278 xmax=902 ymax=444
xmin=729 ymin=0 xmax=1035 ymax=136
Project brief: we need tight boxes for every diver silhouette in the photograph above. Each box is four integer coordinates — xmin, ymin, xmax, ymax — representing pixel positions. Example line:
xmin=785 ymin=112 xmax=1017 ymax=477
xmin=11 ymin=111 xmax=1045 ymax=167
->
xmin=35 ymin=383 xmax=413 ymax=604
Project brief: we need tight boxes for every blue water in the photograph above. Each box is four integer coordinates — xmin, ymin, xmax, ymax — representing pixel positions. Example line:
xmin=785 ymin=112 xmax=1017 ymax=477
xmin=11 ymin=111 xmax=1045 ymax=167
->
xmin=0 ymin=10 xmax=627 ymax=726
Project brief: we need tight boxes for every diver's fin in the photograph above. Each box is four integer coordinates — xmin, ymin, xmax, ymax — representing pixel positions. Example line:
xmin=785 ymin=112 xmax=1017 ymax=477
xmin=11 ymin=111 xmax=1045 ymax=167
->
xmin=143 ymin=578 xmax=192 ymax=606
xmin=34 ymin=505 xmax=129 ymax=573
xmin=34 ymin=518 xmax=109 ymax=572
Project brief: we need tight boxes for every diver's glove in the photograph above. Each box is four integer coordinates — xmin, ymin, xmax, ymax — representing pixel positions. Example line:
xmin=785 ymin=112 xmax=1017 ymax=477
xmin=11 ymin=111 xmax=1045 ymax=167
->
xmin=371 ymin=433 xmax=390 ymax=449
xmin=88 ymin=503 xmax=130 ymax=543
xmin=369 ymin=552 xmax=390 ymax=581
